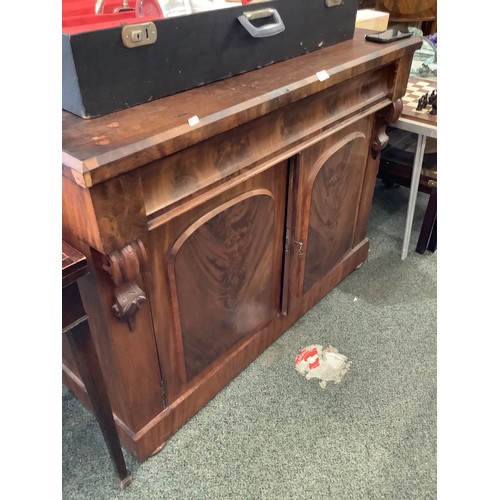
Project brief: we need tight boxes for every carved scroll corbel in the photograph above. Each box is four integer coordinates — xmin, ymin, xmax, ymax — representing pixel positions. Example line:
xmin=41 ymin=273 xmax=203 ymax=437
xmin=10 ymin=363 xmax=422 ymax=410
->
xmin=103 ymin=240 xmax=148 ymax=331
xmin=371 ymin=98 xmax=403 ymax=159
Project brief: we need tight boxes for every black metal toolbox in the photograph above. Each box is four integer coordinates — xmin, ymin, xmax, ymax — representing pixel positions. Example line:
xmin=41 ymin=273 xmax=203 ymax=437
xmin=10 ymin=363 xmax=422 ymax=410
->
xmin=62 ymin=0 xmax=358 ymax=118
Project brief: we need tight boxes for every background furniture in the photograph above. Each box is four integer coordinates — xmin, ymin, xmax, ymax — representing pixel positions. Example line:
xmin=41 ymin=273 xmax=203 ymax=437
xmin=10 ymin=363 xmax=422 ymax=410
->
xmin=378 ymin=76 xmax=437 ymax=259
xmin=378 ymin=127 xmax=437 ymax=255
xmin=375 ymin=0 xmax=437 ymax=35
xmin=62 ymin=30 xmax=421 ymax=461
xmin=416 ymin=185 xmax=436 ymax=253
xmin=62 ymin=241 xmax=132 ymax=489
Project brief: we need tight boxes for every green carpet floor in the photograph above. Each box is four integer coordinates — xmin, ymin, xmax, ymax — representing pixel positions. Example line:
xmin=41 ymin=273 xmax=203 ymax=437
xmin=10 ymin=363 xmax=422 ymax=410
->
xmin=62 ymin=179 xmax=437 ymax=499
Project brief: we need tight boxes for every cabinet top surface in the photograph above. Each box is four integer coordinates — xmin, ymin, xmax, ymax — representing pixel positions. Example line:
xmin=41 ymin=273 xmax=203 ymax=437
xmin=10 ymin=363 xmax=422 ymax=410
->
xmin=62 ymin=29 xmax=420 ymax=186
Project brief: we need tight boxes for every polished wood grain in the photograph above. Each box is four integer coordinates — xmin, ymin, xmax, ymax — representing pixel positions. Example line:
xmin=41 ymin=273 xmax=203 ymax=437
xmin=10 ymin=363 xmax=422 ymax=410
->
xmin=171 ymin=192 xmax=275 ymax=380
xmin=141 ymin=65 xmax=394 ymax=223
xmin=62 ymin=30 xmax=421 ymax=460
xmin=285 ymin=118 xmax=372 ymax=309
xmin=63 ymin=243 xmax=166 ymax=437
xmin=302 ymin=130 xmax=369 ymax=292
xmin=62 ymin=171 xmax=148 ymax=256
xmin=147 ymin=164 xmax=287 ymax=400
xmin=62 ymin=30 xmax=421 ymax=188
xmin=348 ymin=99 xmax=405 ymax=250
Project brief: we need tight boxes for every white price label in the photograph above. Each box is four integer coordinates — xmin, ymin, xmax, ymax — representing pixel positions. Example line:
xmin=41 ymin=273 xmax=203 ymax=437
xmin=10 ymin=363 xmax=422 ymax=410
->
xmin=316 ymin=70 xmax=330 ymax=82
xmin=188 ymin=115 xmax=200 ymax=126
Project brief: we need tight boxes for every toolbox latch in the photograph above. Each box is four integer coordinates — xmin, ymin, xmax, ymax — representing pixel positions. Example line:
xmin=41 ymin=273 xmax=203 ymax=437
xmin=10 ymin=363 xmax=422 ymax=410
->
xmin=122 ymin=22 xmax=157 ymax=48
xmin=325 ymin=0 xmax=342 ymax=7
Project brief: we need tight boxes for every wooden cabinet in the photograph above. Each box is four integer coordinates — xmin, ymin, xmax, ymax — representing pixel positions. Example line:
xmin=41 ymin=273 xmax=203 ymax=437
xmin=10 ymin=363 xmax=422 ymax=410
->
xmin=62 ymin=30 xmax=421 ymax=461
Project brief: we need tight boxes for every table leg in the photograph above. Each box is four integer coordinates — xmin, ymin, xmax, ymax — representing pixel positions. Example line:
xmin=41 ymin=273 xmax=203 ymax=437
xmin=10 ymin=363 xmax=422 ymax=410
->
xmin=401 ymin=133 xmax=427 ymax=260
xmin=416 ymin=186 xmax=437 ymax=254
xmin=66 ymin=318 xmax=132 ymax=489
xmin=428 ymin=220 xmax=437 ymax=253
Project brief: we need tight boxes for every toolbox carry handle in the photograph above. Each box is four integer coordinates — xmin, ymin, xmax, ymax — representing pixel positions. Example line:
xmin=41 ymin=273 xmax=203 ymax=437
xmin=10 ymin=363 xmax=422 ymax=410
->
xmin=238 ymin=8 xmax=285 ymax=38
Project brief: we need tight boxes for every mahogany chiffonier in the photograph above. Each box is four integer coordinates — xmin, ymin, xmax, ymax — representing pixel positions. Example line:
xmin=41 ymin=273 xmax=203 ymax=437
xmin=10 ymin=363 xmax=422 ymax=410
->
xmin=62 ymin=29 xmax=421 ymax=461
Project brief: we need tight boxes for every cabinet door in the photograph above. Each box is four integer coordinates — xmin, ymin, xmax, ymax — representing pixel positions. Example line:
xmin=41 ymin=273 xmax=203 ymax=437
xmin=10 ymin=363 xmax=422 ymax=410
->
xmin=286 ymin=117 xmax=373 ymax=310
xmin=146 ymin=162 xmax=287 ymax=392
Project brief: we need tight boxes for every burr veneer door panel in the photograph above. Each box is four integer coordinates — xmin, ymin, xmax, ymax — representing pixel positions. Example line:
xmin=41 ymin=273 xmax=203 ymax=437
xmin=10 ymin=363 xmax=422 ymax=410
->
xmin=147 ymin=161 xmax=288 ymax=391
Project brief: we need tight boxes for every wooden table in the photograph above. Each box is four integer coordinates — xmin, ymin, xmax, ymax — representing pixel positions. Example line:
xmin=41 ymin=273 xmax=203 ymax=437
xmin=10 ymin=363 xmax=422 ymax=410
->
xmin=391 ymin=76 xmax=437 ymax=259
xmin=62 ymin=30 xmax=421 ymax=460
xmin=62 ymin=242 xmax=132 ymax=489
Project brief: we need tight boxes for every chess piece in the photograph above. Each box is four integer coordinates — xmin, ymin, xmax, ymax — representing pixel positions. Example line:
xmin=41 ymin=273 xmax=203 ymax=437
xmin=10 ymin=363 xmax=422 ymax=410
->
xmin=416 ymin=94 xmax=427 ymax=111
xmin=428 ymin=90 xmax=437 ymax=106
xmin=429 ymin=90 xmax=437 ymax=115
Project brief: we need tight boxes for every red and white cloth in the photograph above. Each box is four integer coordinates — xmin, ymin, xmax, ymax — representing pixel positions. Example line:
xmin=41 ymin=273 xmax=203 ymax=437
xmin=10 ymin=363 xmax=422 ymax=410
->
xmin=295 ymin=344 xmax=351 ymax=389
